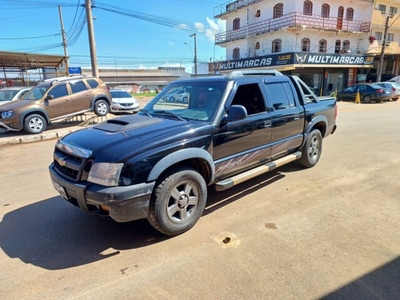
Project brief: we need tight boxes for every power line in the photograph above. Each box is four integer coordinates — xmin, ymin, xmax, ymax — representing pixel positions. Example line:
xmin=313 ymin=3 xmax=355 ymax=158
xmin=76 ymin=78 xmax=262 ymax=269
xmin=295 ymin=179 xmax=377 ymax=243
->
xmin=66 ymin=0 xmax=83 ymax=33
xmin=0 ymin=34 xmax=60 ymax=40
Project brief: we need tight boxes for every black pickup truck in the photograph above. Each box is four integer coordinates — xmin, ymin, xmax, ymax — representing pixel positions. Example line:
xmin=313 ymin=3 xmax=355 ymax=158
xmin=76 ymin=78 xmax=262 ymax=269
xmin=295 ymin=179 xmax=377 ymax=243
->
xmin=49 ymin=70 xmax=337 ymax=236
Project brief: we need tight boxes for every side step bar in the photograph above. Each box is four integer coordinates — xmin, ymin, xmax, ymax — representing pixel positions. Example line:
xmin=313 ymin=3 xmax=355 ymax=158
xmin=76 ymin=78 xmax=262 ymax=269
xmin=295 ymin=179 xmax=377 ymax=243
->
xmin=215 ymin=151 xmax=302 ymax=191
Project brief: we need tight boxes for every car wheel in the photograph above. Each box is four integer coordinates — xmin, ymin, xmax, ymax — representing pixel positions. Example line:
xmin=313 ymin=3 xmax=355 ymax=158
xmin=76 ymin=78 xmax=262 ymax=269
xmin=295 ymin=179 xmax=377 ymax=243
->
xmin=169 ymin=96 xmax=175 ymax=103
xmin=148 ymin=167 xmax=207 ymax=236
xmin=24 ymin=114 xmax=47 ymax=134
xmin=298 ymin=129 xmax=323 ymax=168
xmin=94 ymin=99 xmax=109 ymax=116
xmin=182 ymin=97 xmax=188 ymax=104
xmin=363 ymin=95 xmax=372 ymax=103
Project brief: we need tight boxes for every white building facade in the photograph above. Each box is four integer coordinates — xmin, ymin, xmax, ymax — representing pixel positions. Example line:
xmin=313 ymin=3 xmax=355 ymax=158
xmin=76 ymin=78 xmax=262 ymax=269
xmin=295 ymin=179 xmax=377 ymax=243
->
xmin=211 ymin=0 xmax=400 ymax=95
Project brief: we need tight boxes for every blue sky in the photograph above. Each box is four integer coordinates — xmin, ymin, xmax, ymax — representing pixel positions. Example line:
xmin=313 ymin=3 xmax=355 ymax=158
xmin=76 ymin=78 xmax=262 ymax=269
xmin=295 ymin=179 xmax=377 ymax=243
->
xmin=0 ymin=0 xmax=227 ymax=72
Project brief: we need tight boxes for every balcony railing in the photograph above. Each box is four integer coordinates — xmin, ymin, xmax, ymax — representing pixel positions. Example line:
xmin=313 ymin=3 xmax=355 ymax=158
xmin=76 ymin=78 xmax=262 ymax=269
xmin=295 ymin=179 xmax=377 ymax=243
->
xmin=214 ymin=0 xmax=373 ymax=18
xmin=214 ymin=0 xmax=264 ymax=18
xmin=215 ymin=12 xmax=371 ymax=44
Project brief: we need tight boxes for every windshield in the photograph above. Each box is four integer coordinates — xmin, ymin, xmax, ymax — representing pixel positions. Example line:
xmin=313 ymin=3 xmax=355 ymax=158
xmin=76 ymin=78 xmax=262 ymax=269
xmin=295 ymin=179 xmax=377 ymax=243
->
xmin=0 ymin=90 xmax=18 ymax=101
xmin=110 ymin=90 xmax=132 ymax=98
xmin=23 ymin=82 xmax=52 ymax=100
xmin=140 ymin=81 xmax=226 ymax=122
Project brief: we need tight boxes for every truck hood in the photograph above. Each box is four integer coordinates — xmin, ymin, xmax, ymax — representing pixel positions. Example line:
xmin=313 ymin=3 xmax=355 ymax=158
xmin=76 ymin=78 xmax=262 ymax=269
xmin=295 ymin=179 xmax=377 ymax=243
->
xmin=61 ymin=114 xmax=204 ymax=161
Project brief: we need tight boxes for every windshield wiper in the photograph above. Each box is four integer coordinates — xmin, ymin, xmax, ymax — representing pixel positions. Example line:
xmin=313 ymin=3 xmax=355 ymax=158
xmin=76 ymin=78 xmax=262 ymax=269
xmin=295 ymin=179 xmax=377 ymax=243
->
xmin=153 ymin=110 xmax=187 ymax=121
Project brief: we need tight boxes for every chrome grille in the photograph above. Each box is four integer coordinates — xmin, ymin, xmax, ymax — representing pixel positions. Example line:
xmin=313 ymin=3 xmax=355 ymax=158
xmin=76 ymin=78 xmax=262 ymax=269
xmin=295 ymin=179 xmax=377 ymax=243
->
xmin=53 ymin=140 xmax=92 ymax=182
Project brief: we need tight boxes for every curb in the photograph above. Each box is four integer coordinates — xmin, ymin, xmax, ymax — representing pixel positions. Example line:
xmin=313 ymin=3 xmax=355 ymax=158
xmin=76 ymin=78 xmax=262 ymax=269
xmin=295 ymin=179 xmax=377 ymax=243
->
xmin=0 ymin=128 xmax=78 ymax=146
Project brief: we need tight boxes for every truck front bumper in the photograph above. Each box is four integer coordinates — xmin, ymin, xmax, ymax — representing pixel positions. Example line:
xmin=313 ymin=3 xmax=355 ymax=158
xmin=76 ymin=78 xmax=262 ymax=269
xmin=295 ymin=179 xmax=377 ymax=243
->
xmin=49 ymin=163 xmax=155 ymax=222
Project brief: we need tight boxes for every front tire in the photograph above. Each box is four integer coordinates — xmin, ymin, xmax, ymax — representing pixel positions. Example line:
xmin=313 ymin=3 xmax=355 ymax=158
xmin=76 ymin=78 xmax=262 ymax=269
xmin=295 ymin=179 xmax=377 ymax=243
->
xmin=148 ymin=167 xmax=207 ymax=236
xmin=363 ymin=95 xmax=371 ymax=103
xmin=23 ymin=114 xmax=47 ymax=134
xmin=298 ymin=129 xmax=323 ymax=168
xmin=94 ymin=99 xmax=109 ymax=116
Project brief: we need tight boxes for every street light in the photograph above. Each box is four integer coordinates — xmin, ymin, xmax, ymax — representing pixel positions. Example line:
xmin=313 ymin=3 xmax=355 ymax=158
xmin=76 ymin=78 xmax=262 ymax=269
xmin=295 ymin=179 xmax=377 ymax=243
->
xmin=189 ymin=33 xmax=197 ymax=75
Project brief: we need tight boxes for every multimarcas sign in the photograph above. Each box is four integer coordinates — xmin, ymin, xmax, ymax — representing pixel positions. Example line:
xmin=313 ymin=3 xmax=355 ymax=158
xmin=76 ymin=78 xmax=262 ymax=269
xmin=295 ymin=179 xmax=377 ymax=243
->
xmin=216 ymin=52 xmax=375 ymax=71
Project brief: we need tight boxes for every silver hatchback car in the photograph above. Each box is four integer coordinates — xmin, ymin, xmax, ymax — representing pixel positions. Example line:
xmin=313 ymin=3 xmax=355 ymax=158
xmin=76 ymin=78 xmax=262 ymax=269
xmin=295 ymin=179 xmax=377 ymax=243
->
xmin=374 ymin=82 xmax=400 ymax=101
xmin=110 ymin=89 xmax=140 ymax=113
xmin=0 ymin=86 xmax=31 ymax=105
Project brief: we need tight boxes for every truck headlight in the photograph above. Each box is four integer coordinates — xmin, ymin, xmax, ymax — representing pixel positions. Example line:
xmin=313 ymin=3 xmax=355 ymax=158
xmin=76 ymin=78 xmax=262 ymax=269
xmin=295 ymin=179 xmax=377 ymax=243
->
xmin=87 ymin=163 xmax=123 ymax=186
xmin=1 ymin=111 xmax=13 ymax=118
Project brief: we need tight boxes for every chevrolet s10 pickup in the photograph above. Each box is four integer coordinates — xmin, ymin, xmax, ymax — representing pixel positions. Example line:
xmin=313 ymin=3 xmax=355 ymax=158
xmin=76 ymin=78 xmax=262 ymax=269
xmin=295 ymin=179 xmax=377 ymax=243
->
xmin=49 ymin=70 xmax=337 ymax=236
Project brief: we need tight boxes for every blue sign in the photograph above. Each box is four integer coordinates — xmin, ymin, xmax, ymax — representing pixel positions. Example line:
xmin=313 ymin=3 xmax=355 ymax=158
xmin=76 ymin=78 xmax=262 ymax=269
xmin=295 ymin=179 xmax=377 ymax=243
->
xmin=68 ymin=67 xmax=81 ymax=75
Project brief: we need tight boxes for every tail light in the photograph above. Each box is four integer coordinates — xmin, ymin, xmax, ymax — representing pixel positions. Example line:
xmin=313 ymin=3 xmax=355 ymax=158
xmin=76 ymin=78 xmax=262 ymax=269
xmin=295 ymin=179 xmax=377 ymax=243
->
xmin=376 ymin=89 xmax=383 ymax=94
xmin=393 ymin=87 xmax=396 ymax=92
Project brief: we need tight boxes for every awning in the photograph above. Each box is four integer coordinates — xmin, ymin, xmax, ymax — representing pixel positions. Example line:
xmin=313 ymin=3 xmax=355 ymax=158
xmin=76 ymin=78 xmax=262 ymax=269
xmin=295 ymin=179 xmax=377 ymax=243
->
xmin=0 ymin=51 xmax=67 ymax=69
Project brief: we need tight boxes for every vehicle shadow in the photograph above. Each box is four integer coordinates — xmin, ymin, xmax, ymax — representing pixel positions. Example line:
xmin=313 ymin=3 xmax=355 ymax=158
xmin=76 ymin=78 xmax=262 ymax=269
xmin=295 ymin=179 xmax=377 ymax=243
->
xmin=0 ymin=196 xmax=166 ymax=270
xmin=319 ymin=256 xmax=400 ymax=299
xmin=0 ymin=170 xmax=286 ymax=270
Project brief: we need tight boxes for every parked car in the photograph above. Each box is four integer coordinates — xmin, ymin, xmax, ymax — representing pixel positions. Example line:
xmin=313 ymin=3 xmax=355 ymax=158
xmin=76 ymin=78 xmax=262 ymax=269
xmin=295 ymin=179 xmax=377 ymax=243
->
xmin=110 ymin=90 xmax=139 ymax=113
xmin=374 ymin=82 xmax=400 ymax=101
xmin=0 ymin=75 xmax=112 ymax=134
xmin=0 ymin=87 xmax=31 ymax=105
xmin=336 ymin=83 xmax=392 ymax=103
xmin=163 ymin=88 xmax=189 ymax=103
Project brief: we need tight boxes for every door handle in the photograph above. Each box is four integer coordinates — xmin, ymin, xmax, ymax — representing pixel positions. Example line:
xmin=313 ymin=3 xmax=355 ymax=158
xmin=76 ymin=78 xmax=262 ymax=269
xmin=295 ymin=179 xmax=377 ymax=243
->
xmin=66 ymin=99 xmax=72 ymax=102
xmin=263 ymin=121 xmax=272 ymax=128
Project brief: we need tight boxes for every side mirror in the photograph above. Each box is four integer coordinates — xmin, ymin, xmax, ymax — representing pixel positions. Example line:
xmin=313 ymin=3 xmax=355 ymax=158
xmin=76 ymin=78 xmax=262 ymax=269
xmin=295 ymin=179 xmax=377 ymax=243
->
xmin=226 ymin=105 xmax=247 ymax=122
xmin=46 ymin=95 xmax=54 ymax=100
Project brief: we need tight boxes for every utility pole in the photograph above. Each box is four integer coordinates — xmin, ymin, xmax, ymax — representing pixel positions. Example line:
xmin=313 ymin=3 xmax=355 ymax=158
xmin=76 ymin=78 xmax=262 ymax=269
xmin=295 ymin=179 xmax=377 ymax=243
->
xmin=190 ymin=33 xmax=197 ymax=75
xmin=85 ymin=0 xmax=99 ymax=77
xmin=58 ymin=5 xmax=69 ymax=75
xmin=377 ymin=14 xmax=392 ymax=82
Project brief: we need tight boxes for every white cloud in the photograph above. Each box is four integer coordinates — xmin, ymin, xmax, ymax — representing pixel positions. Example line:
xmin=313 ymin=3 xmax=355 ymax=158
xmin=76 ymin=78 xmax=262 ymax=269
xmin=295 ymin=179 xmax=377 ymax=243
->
xmin=194 ymin=22 xmax=205 ymax=32
xmin=177 ymin=23 xmax=189 ymax=30
xmin=206 ymin=17 xmax=225 ymax=33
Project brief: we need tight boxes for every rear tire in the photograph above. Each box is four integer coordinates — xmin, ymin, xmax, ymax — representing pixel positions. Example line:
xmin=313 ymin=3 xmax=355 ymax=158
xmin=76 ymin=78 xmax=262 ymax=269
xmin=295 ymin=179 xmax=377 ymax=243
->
xmin=298 ymin=129 xmax=323 ymax=168
xmin=94 ymin=99 xmax=109 ymax=116
xmin=148 ymin=167 xmax=207 ymax=236
xmin=23 ymin=114 xmax=47 ymax=134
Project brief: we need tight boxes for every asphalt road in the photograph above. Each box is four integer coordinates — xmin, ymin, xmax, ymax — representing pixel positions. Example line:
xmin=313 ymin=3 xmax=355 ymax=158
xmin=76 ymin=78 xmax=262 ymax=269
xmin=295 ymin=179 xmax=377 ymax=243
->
xmin=0 ymin=101 xmax=399 ymax=300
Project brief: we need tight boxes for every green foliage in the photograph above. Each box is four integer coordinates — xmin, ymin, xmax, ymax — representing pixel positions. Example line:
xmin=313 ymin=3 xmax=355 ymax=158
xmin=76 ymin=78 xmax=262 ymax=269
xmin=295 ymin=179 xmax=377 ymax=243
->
xmin=132 ymin=92 xmax=157 ymax=99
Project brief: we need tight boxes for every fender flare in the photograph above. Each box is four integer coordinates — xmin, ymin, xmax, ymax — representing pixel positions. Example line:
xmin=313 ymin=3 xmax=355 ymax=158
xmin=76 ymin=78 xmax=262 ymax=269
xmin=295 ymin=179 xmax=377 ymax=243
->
xmin=147 ymin=148 xmax=215 ymax=184
xmin=305 ymin=115 xmax=328 ymax=136
xmin=300 ymin=115 xmax=328 ymax=149
xmin=18 ymin=108 xmax=49 ymax=129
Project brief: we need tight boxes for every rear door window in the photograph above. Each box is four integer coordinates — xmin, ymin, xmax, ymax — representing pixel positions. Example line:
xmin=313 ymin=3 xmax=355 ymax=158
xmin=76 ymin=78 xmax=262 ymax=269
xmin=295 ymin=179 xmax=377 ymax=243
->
xmin=70 ymin=81 xmax=87 ymax=94
xmin=265 ymin=81 xmax=296 ymax=110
